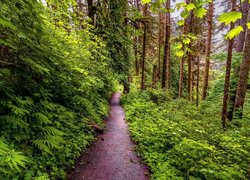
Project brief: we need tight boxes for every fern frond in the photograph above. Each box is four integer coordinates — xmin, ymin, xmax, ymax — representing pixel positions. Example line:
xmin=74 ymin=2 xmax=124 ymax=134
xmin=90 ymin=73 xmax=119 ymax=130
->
xmin=8 ymin=104 xmax=30 ymax=116
xmin=32 ymin=139 xmax=52 ymax=154
xmin=0 ymin=115 xmax=29 ymax=129
xmin=0 ymin=139 xmax=28 ymax=173
xmin=40 ymin=100 xmax=57 ymax=111
xmin=33 ymin=112 xmax=51 ymax=125
xmin=14 ymin=97 xmax=34 ymax=108
xmin=42 ymin=126 xmax=64 ymax=136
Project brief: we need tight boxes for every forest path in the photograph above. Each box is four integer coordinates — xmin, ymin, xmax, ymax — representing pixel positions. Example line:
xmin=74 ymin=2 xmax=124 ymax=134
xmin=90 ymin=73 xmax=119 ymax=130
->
xmin=68 ymin=93 xmax=149 ymax=180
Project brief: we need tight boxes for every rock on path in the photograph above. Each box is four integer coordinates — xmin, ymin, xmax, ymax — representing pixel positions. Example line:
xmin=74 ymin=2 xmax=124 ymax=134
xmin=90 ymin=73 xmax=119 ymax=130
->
xmin=68 ymin=93 xmax=150 ymax=180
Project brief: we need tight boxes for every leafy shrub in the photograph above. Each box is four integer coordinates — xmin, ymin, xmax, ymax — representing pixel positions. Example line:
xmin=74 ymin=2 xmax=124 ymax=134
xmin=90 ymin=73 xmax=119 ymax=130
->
xmin=0 ymin=0 xmax=115 ymax=179
xmin=122 ymin=91 xmax=250 ymax=179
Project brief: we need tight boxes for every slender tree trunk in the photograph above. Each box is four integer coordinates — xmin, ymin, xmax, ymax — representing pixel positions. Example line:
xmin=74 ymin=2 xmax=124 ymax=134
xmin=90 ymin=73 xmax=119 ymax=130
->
xmin=236 ymin=0 xmax=249 ymax=52
xmin=87 ymin=0 xmax=95 ymax=25
xmin=196 ymin=56 xmax=200 ymax=106
xmin=202 ymin=0 xmax=214 ymax=100
xmin=152 ymin=65 xmax=157 ymax=89
xmin=141 ymin=4 xmax=148 ymax=90
xmin=234 ymin=26 xmax=250 ymax=118
xmin=179 ymin=0 xmax=190 ymax=97
xmin=227 ymin=0 xmax=249 ymax=121
xmin=188 ymin=55 xmax=192 ymax=100
xmin=178 ymin=58 xmax=184 ymax=98
xmin=187 ymin=10 xmax=194 ymax=100
xmin=221 ymin=0 xmax=236 ymax=129
xmin=158 ymin=12 xmax=163 ymax=81
xmin=162 ymin=0 xmax=171 ymax=89
xmin=135 ymin=37 xmax=140 ymax=76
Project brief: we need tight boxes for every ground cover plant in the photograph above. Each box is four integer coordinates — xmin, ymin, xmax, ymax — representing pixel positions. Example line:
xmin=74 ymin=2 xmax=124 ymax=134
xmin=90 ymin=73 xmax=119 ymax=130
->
xmin=122 ymin=89 xmax=250 ymax=179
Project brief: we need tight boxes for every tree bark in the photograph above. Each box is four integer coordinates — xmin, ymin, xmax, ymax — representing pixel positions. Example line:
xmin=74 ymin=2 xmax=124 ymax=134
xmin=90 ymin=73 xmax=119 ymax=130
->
xmin=141 ymin=4 xmax=148 ymax=90
xmin=221 ymin=0 xmax=236 ymax=129
xmin=202 ymin=0 xmax=214 ymax=100
xmin=178 ymin=0 xmax=191 ymax=97
xmin=178 ymin=58 xmax=184 ymax=98
xmin=87 ymin=0 xmax=95 ymax=25
xmin=152 ymin=65 xmax=157 ymax=89
xmin=227 ymin=0 xmax=249 ymax=121
xmin=157 ymin=12 xmax=164 ymax=81
xmin=234 ymin=26 xmax=250 ymax=118
xmin=196 ymin=56 xmax=200 ymax=106
xmin=162 ymin=0 xmax=171 ymax=89
xmin=236 ymin=0 xmax=249 ymax=52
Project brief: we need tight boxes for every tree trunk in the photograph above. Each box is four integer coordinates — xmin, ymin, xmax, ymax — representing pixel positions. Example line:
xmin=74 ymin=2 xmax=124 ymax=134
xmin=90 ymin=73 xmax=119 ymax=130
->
xmin=157 ymin=12 xmax=164 ymax=82
xmin=141 ymin=4 xmax=148 ymax=90
xmin=234 ymin=26 xmax=250 ymax=118
xmin=227 ymin=0 xmax=249 ymax=121
xmin=236 ymin=0 xmax=249 ymax=52
xmin=221 ymin=0 xmax=236 ymax=129
xmin=178 ymin=0 xmax=190 ymax=97
xmin=178 ymin=58 xmax=184 ymax=98
xmin=152 ymin=65 xmax=157 ymax=89
xmin=87 ymin=0 xmax=95 ymax=25
xmin=202 ymin=0 xmax=214 ymax=100
xmin=196 ymin=56 xmax=200 ymax=106
xmin=162 ymin=0 xmax=171 ymax=89
xmin=135 ymin=37 xmax=140 ymax=76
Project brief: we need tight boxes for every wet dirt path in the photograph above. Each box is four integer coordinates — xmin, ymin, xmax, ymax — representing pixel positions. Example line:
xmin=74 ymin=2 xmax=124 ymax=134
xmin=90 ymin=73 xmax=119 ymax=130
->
xmin=68 ymin=93 xmax=149 ymax=180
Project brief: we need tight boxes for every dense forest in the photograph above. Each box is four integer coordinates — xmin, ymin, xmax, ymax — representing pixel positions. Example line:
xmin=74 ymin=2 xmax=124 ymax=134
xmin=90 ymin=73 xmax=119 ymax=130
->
xmin=0 ymin=0 xmax=249 ymax=179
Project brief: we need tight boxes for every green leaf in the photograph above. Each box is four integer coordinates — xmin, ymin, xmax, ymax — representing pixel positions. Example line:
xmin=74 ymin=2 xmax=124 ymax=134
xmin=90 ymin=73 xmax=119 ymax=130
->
xmin=142 ymin=0 xmax=151 ymax=4
xmin=181 ymin=10 xmax=190 ymax=19
xmin=176 ymin=43 xmax=183 ymax=49
xmin=247 ymin=22 xmax=250 ymax=29
xmin=183 ymin=38 xmax=191 ymax=44
xmin=194 ymin=7 xmax=207 ymax=18
xmin=225 ymin=26 xmax=244 ymax=39
xmin=218 ymin=12 xmax=242 ymax=25
xmin=0 ymin=17 xmax=17 ymax=30
xmin=177 ymin=20 xmax=185 ymax=26
xmin=186 ymin=3 xmax=195 ymax=11
xmin=176 ymin=50 xmax=185 ymax=57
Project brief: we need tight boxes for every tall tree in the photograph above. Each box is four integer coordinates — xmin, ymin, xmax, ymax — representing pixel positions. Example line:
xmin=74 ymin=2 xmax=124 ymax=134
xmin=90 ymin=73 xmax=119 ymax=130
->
xmin=157 ymin=12 xmax=164 ymax=81
xmin=202 ymin=0 xmax=214 ymax=100
xmin=227 ymin=0 xmax=249 ymax=121
xmin=179 ymin=0 xmax=191 ymax=98
xmin=141 ymin=3 xmax=148 ymax=90
xmin=162 ymin=0 xmax=171 ymax=89
xmin=234 ymin=18 xmax=250 ymax=118
xmin=221 ymin=0 xmax=236 ymax=129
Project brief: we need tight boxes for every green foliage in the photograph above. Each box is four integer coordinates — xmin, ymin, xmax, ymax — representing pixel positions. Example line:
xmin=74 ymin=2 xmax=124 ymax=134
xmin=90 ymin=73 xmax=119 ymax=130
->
xmin=218 ymin=12 xmax=242 ymax=25
xmin=226 ymin=26 xmax=244 ymax=39
xmin=0 ymin=0 xmax=116 ymax=179
xmin=122 ymin=91 xmax=250 ymax=179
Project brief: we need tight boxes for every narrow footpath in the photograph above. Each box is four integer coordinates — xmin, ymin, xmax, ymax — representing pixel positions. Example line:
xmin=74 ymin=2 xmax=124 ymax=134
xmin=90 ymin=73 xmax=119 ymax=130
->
xmin=68 ymin=93 xmax=149 ymax=180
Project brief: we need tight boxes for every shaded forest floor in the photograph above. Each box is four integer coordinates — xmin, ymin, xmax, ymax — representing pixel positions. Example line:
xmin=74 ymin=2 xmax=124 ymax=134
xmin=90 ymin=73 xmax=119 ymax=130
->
xmin=68 ymin=93 xmax=149 ymax=180
xmin=121 ymin=90 xmax=250 ymax=179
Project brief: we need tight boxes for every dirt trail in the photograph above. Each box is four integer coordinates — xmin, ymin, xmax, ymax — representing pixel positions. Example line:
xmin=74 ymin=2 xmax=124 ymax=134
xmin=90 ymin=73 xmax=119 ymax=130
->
xmin=68 ymin=93 xmax=149 ymax=180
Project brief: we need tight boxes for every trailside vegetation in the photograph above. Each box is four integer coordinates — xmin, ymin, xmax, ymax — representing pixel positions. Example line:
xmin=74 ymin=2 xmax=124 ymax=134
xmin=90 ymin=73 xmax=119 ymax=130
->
xmin=122 ymin=90 xmax=250 ymax=179
xmin=0 ymin=0 xmax=122 ymax=179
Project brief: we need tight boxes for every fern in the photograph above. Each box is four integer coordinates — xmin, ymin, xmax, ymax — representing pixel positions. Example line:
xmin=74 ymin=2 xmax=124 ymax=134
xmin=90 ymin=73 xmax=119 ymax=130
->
xmin=32 ymin=126 xmax=64 ymax=153
xmin=33 ymin=112 xmax=51 ymax=125
xmin=0 ymin=139 xmax=28 ymax=175
xmin=0 ymin=115 xmax=29 ymax=130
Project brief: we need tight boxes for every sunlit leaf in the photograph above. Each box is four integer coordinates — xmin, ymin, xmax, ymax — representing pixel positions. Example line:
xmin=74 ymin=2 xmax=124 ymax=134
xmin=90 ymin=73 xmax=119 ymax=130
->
xmin=225 ymin=26 xmax=244 ymax=39
xmin=218 ymin=12 xmax=242 ymax=25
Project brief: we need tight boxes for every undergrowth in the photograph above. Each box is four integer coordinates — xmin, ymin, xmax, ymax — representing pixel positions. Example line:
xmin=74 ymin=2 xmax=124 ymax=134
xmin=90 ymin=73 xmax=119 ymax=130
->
xmin=122 ymin=89 xmax=250 ymax=180
xmin=0 ymin=0 xmax=115 ymax=179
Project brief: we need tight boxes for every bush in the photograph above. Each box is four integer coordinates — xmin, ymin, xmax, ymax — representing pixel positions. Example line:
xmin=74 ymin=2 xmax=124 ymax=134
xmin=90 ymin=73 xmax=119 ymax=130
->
xmin=122 ymin=91 xmax=250 ymax=179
